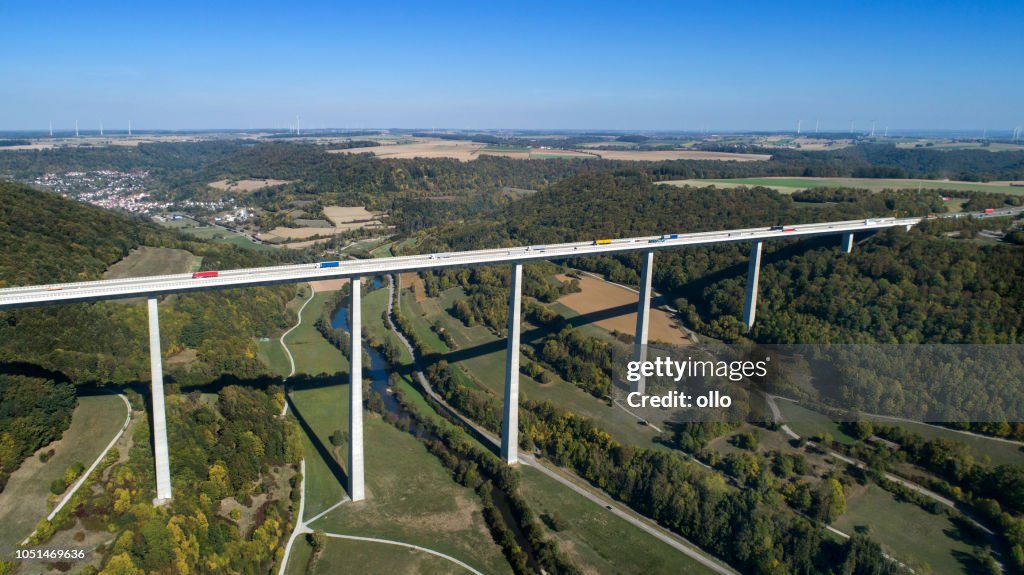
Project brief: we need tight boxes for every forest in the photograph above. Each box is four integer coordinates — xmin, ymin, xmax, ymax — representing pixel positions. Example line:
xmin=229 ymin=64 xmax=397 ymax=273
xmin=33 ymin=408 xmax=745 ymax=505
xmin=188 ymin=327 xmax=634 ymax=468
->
xmin=519 ymin=398 xmax=896 ymax=575
xmin=28 ymin=385 xmax=303 ymax=574
xmin=412 ymin=172 xmax=1022 ymax=348
xmin=4 ymin=139 xmax=1024 ymax=237
xmin=399 ymin=173 xmax=1024 ymax=436
xmin=0 ymin=182 xmax=308 ymax=566
xmin=0 ymin=375 xmax=76 ymax=492
xmin=0 ymin=182 xmax=294 ymax=384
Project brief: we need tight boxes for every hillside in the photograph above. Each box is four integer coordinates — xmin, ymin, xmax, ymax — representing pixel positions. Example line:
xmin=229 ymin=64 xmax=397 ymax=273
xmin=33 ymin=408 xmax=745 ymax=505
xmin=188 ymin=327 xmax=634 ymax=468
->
xmin=0 ymin=180 xmax=173 ymax=287
xmin=0 ymin=180 xmax=293 ymax=384
xmin=416 ymin=172 xmax=1022 ymax=344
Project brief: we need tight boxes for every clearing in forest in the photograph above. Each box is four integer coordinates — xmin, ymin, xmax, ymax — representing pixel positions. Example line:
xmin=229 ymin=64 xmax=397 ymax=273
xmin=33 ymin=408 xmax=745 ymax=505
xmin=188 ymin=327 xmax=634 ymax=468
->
xmin=103 ymin=246 xmax=201 ymax=278
xmin=208 ymin=178 xmax=292 ymax=192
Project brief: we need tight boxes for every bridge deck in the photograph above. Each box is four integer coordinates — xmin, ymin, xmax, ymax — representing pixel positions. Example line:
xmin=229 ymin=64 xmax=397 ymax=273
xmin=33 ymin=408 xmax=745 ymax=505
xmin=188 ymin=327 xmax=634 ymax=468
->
xmin=0 ymin=212 xmax=1008 ymax=309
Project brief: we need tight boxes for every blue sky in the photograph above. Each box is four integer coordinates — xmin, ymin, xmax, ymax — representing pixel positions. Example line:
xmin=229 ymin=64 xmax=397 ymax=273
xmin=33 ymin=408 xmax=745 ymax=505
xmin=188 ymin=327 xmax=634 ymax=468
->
xmin=1 ymin=1 xmax=1021 ymax=131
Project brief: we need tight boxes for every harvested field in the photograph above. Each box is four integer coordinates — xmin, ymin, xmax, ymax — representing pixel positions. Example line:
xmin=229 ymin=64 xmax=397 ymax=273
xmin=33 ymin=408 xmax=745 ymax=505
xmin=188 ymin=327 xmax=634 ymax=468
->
xmin=260 ymin=205 xmax=389 ymax=246
xmin=479 ymin=148 xmax=597 ymax=159
xmin=326 ymin=138 xmax=767 ymax=162
xmin=328 ymin=139 xmax=485 ymax=161
xmin=262 ymin=227 xmax=342 ymax=240
xmin=527 ymin=150 xmax=597 ymax=159
xmin=400 ymin=272 xmax=426 ymax=302
xmin=208 ymin=178 xmax=291 ymax=192
xmin=554 ymin=274 xmax=690 ymax=346
xmin=323 ymin=206 xmax=385 ymax=226
xmin=588 ymin=149 xmax=770 ymax=161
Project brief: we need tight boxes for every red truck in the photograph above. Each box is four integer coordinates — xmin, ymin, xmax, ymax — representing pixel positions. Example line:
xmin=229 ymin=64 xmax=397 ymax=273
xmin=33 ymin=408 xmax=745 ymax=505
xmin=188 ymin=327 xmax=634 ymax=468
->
xmin=192 ymin=271 xmax=219 ymax=279
xmin=984 ymin=208 xmax=996 ymax=214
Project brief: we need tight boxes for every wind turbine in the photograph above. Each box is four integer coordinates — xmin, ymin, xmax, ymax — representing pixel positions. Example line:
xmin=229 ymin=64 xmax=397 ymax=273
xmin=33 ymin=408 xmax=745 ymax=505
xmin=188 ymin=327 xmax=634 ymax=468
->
xmin=796 ymin=119 xmax=801 ymax=135
xmin=75 ymin=120 xmax=79 ymax=138
xmin=128 ymin=120 xmax=132 ymax=136
xmin=100 ymin=121 xmax=103 ymax=136
xmin=296 ymin=115 xmax=301 ymax=136
xmin=815 ymin=119 xmax=819 ymax=134
xmin=49 ymin=120 xmax=53 ymax=137
xmin=850 ymin=120 xmax=855 ymax=135
xmin=870 ymin=120 xmax=876 ymax=138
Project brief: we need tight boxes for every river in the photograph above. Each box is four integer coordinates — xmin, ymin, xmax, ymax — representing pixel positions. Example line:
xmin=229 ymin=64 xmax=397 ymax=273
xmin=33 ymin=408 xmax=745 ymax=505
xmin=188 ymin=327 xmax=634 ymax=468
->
xmin=330 ymin=280 xmax=398 ymax=414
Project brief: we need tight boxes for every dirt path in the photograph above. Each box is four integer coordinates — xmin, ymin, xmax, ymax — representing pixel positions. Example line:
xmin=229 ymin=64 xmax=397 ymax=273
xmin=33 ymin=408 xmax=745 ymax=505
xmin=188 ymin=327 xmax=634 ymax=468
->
xmin=279 ymin=286 xmax=316 ymax=417
xmin=767 ymin=396 xmax=996 ymax=540
xmin=278 ymin=459 xmax=309 ymax=575
xmin=0 ymin=393 xmax=131 ymax=548
xmin=321 ymin=533 xmax=486 ymax=575
xmin=45 ymin=394 xmax=131 ymax=522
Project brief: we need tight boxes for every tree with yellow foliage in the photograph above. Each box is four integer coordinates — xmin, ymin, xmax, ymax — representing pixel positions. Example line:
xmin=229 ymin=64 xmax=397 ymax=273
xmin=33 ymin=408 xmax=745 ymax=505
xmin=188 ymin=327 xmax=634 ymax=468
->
xmin=99 ymin=553 xmax=143 ymax=575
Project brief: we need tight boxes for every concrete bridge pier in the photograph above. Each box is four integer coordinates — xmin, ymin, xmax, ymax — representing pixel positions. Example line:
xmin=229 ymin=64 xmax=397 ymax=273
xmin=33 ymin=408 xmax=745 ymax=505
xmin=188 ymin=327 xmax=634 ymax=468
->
xmin=741 ymin=241 xmax=763 ymax=332
xmin=147 ymin=297 xmax=173 ymax=504
xmin=841 ymin=232 xmax=854 ymax=253
xmin=631 ymin=251 xmax=654 ymax=395
xmin=349 ymin=278 xmax=365 ymax=501
xmin=501 ymin=264 xmax=523 ymax=464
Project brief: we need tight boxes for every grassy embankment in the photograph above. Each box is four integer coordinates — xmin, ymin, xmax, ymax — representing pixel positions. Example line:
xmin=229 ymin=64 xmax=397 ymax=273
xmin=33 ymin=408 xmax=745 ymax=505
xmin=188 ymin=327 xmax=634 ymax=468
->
xmin=0 ymin=394 xmax=127 ymax=550
xmin=767 ymin=399 xmax=1007 ymax=573
xmin=278 ymin=283 xmax=512 ymax=574
xmin=834 ymin=483 xmax=986 ymax=574
xmin=102 ymin=246 xmax=202 ymax=279
xmin=519 ymin=466 xmax=716 ymax=574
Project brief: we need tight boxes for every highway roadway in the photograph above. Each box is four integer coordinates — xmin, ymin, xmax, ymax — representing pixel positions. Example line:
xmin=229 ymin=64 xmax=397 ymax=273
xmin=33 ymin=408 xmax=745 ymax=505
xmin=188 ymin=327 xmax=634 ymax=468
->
xmin=0 ymin=210 xmax=1018 ymax=310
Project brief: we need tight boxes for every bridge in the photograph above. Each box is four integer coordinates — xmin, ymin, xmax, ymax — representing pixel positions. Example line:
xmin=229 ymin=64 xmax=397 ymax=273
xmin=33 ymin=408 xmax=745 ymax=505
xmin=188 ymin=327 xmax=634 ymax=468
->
xmin=0 ymin=211 xmax=1010 ymax=505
